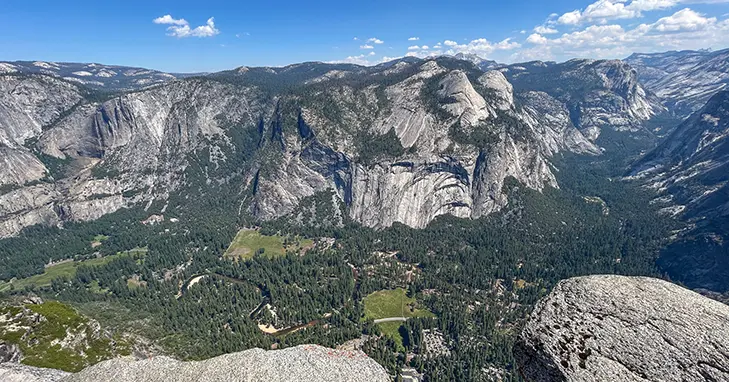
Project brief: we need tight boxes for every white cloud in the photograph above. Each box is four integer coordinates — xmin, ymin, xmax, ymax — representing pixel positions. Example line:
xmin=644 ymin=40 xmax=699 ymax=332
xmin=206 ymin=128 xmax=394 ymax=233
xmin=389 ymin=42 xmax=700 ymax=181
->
xmin=360 ymin=44 xmax=374 ymax=49
xmin=331 ymin=54 xmax=371 ymax=65
xmin=153 ymin=15 xmax=188 ymax=26
xmin=153 ymin=15 xmax=220 ymax=38
xmin=353 ymin=37 xmax=359 ymax=41
xmin=652 ymin=7 xmax=716 ymax=31
xmin=439 ymin=37 xmax=521 ymax=57
xmin=527 ymin=33 xmax=549 ymax=44
xmin=369 ymin=51 xmax=376 ymax=56
xmin=421 ymin=45 xmax=430 ymax=50
xmin=558 ymin=10 xmax=583 ymax=25
xmin=513 ymin=7 xmax=729 ymax=62
xmin=535 ymin=25 xmax=559 ymax=34
xmin=407 ymin=45 xmax=421 ymax=50
xmin=368 ymin=37 xmax=384 ymax=44
xmin=408 ymin=37 xmax=420 ymax=41
xmin=556 ymin=0 xmax=729 ymax=25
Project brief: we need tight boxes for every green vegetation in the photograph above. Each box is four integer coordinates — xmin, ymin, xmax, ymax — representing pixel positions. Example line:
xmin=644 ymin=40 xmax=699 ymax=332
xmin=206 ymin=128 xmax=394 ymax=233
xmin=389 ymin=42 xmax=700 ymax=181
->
xmin=223 ymin=229 xmax=313 ymax=260
xmin=363 ymin=288 xmax=434 ymax=351
xmin=0 ymin=249 xmax=146 ymax=293
xmin=0 ymin=300 xmax=130 ymax=372
xmin=356 ymin=128 xmax=406 ymax=165
xmin=363 ymin=288 xmax=432 ymax=321
xmin=93 ymin=234 xmax=110 ymax=242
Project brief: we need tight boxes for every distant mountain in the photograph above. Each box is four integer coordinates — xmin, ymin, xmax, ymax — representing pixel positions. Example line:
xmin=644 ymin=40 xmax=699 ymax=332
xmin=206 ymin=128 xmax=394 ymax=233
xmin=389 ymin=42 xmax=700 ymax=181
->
xmin=453 ymin=53 xmax=499 ymax=71
xmin=625 ymin=48 xmax=729 ymax=118
xmin=496 ymin=59 xmax=666 ymax=142
xmin=0 ymin=61 xmax=193 ymax=91
xmin=631 ymin=91 xmax=729 ymax=291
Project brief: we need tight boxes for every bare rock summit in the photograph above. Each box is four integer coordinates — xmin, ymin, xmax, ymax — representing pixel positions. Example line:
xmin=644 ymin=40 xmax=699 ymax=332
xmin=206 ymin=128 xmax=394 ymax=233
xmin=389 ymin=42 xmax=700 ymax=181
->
xmin=514 ymin=275 xmax=729 ymax=382
xmin=61 ymin=344 xmax=389 ymax=382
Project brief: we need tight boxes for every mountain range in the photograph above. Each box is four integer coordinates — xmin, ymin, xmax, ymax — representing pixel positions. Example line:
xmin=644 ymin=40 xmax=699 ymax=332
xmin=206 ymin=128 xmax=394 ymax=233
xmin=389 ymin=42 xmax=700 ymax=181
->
xmin=1 ymin=49 xmax=729 ymax=292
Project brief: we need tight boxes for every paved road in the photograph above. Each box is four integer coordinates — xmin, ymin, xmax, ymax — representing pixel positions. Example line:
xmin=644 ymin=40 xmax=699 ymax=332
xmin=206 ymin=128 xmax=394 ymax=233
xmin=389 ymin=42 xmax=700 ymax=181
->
xmin=373 ymin=317 xmax=408 ymax=324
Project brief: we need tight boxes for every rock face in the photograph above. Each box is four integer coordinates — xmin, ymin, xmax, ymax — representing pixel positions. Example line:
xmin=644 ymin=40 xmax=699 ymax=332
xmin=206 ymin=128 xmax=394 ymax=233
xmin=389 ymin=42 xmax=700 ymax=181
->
xmin=514 ymin=275 xmax=729 ymax=382
xmin=498 ymin=59 xmax=665 ymax=141
xmin=0 ymin=363 xmax=69 ymax=382
xmin=626 ymin=48 xmax=729 ymax=118
xmin=62 ymin=345 xmax=389 ymax=382
xmin=630 ymin=91 xmax=729 ymax=292
xmin=2 ymin=56 xmax=676 ymax=236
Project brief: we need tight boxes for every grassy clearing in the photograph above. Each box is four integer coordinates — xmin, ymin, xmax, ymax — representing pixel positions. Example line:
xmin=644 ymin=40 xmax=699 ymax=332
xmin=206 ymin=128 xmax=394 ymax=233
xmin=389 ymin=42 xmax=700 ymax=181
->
xmin=223 ymin=229 xmax=314 ymax=260
xmin=0 ymin=248 xmax=147 ymax=292
xmin=363 ymin=288 xmax=434 ymax=351
xmin=363 ymin=288 xmax=433 ymax=321
xmin=90 ymin=234 xmax=109 ymax=248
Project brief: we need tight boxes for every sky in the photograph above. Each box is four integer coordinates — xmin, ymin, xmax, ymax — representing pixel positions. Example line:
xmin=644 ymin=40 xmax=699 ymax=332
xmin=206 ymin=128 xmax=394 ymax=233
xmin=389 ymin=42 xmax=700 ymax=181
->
xmin=1 ymin=0 xmax=728 ymax=72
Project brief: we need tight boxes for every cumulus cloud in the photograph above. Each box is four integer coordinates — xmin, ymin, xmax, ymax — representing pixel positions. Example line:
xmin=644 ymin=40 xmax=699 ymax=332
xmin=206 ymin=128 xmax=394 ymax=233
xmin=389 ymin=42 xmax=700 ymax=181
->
xmin=556 ymin=0 xmax=729 ymax=25
xmin=153 ymin=15 xmax=220 ymax=38
xmin=652 ymin=7 xmax=717 ymax=31
xmin=408 ymin=45 xmax=421 ymax=50
xmin=153 ymin=15 xmax=188 ymax=26
xmin=408 ymin=37 xmax=420 ymax=41
xmin=513 ymin=7 xmax=729 ymax=62
xmin=439 ymin=37 xmax=521 ymax=57
xmin=527 ymin=33 xmax=549 ymax=44
xmin=535 ymin=25 xmax=559 ymax=34
xmin=360 ymin=44 xmax=374 ymax=49
xmin=330 ymin=54 xmax=371 ymax=65
xmin=368 ymin=37 xmax=384 ymax=44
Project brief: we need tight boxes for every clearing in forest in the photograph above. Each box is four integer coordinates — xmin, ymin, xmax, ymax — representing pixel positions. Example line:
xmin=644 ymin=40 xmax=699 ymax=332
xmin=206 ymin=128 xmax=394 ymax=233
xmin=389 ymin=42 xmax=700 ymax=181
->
xmin=223 ymin=229 xmax=314 ymax=260
xmin=363 ymin=288 xmax=435 ymax=350
xmin=0 ymin=248 xmax=147 ymax=292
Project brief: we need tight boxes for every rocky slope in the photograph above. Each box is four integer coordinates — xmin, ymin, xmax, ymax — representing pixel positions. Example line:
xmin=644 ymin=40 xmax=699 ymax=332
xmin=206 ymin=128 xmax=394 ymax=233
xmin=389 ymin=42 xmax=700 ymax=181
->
xmin=61 ymin=345 xmax=388 ymax=382
xmin=0 ymin=57 xmax=613 ymax=235
xmin=0 ymin=55 xmax=676 ymax=236
xmin=497 ymin=59 xmax=666 ymax=141
xmin=0 ymin=61 xmax=187 ymax=91
xmin=626 ymin=49 xmax=729 ymax=118
xmin=0 ymin=345 xmax=387 ymax=382
xmin=514 ymin=275 xmax=729 ymax=382
xmin=0 ymin=363 xmax=69 ymax=382
xmin=630 ymin=91 xmax=729 ymax=291
xmin=0 ymin=298 xmax=130 ymax=372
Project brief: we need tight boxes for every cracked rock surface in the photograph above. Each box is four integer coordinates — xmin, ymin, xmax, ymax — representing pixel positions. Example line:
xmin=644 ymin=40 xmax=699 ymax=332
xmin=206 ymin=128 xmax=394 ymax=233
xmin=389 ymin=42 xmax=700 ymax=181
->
xmin=0 ymin=362 xmax=69 ymax=382
xmin=514 ymin=275 xmax=729 ymax=382
xmin=62 ymin=344 xmax=389 ymax=382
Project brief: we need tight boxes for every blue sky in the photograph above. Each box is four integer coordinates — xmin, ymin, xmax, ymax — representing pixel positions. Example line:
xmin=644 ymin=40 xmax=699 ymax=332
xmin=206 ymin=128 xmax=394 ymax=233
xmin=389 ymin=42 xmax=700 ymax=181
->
xmin=1 ymin=0 xmax=728 ymax=72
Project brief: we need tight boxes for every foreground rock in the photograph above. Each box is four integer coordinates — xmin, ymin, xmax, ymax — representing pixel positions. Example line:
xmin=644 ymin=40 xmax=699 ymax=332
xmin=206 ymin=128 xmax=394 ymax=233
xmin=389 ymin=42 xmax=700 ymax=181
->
xmin=62 ymin=345 xmax=389 ymax=382
xmin=514 ymin=275 xmax=729 ymax=382
xmin=0 ymin=363 xmax=69 ymax=382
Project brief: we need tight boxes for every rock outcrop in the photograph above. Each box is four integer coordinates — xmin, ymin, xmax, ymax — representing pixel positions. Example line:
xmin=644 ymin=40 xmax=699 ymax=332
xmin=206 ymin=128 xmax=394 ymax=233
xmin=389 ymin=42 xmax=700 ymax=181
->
xmin=0 ymin=363 xmax=69 ymax=382
xmin=61 ymin=345 xmax=389 ymax=382
xmin=514 ymin=275 xmax=729 ymax=382
xmin=626 ymin=48 xmax=729 ymax=118
xmin=498 ymin=59 xmax=665 ymax=141
xmin=2 ymin=56 xmax=674 ymax=236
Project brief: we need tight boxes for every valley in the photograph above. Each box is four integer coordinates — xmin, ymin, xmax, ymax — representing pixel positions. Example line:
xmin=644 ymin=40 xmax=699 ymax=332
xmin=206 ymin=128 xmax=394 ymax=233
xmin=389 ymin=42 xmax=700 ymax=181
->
xmin=0 ymin=48 xmax=727 ymax=381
